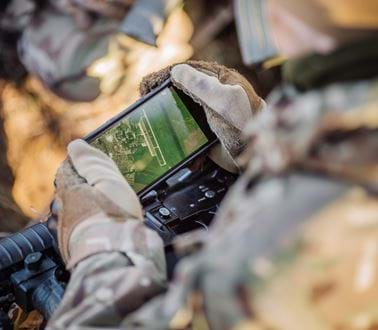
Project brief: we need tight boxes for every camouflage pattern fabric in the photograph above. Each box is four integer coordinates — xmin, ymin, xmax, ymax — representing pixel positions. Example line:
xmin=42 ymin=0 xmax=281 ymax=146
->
xmin=1 ymin=0 xmax=119 ymax=101
xmin=47 ymin=59 xmax=378 ymax=329
xmin=19 ymin=7 xmax=118 ymax=101
xmin=0 ymin=0 xmax=180 ymax=101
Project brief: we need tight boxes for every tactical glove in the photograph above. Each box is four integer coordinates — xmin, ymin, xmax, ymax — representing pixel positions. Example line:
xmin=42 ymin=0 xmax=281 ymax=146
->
xmin=140 ymin=61 xmax=265 ymax=172
xmin=54 ymin=139 xmax=156 ymax=269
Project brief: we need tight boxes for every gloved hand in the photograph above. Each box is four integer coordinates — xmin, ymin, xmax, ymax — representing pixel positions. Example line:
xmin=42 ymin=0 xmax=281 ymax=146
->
xmin=140 ymin=61 xmax=265 ymax=172
xmin=54 ymin=139 xmax=147 ymax=269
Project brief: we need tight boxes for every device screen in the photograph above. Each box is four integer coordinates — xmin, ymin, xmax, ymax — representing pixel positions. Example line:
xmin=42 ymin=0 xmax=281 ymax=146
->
xmin=90 ymin=87 xmax=209 ymax=193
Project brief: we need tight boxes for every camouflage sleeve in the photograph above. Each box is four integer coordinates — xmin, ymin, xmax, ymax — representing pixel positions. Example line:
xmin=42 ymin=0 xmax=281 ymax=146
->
xmin=47 ymin=217 xmax=172 ymax=329
xmin=48 ymin=251 xmax=169 ymax=329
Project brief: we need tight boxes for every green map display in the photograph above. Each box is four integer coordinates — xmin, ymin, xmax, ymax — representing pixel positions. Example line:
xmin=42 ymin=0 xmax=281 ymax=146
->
xmin=91 ymin=88 xmax=208 ymax=192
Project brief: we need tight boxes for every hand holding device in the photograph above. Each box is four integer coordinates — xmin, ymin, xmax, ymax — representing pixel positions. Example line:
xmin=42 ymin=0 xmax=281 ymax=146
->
xmin=55 ymin=140 xmax=144 ymax=268
xmin=140 ymin=61 xmax=265 ymax=172
xmin=0 ymin=140 xmax=160 ymax=324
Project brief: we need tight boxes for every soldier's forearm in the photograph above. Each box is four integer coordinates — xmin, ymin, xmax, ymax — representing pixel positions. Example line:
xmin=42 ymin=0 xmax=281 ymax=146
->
xmin=48 ymin=251 xmax=167 ymax=329
xmin=66 ymin=217 xmax=166 ymax=269
xmin=49 ymin=219 xmax=167 ymax=328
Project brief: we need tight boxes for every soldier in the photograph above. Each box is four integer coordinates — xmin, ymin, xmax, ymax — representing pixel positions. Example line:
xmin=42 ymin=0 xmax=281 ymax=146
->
xmin=49 ymin=0 xmax=378 ymax=329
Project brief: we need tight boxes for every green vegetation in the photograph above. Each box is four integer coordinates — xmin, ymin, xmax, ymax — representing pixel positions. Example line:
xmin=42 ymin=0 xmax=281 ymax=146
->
xmin=91 ymin=88 xmax=208 ymax=192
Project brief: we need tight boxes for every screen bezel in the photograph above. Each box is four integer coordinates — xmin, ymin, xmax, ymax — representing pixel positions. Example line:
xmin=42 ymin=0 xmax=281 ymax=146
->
xmin=85 ymin=79 xmax=218 ymax=197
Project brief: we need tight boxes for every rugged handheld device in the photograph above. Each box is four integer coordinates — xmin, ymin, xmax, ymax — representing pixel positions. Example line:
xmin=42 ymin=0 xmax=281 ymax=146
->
xmin=0 ymin=81 xmax=238 ymax=327
xmin=86 ymin=79 xmax=218 ymax=197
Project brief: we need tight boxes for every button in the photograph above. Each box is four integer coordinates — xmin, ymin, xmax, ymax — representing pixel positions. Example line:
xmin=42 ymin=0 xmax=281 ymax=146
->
xmin=205 ymin=190 xmax=216 ymax=199
xmin=25 ymin=252 xmax=43 ymax=271
xmin=158 ymin=207 xmax=171 ymax=218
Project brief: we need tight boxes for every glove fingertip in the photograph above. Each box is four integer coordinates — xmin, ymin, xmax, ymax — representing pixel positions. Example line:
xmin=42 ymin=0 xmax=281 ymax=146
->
xmin=171 ymin=63 xmax=199 ymax=83
xmin=67 ymin=139 xmax=89 ymax=157
xmin=68 ymin=139 xmax=105 ymax=173
xmin=171 ymin=64 xmax=217 ymax=103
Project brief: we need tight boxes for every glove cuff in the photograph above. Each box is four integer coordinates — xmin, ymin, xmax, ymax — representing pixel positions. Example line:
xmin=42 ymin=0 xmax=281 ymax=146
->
xmin=67 ymin=214 xmax=164 ymax=269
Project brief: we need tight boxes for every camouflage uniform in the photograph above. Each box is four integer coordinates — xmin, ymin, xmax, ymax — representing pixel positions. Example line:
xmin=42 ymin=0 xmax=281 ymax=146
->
xmin=47 ymin=39 xmax=378 ymax=329
xmin=0 ymin=0 xmax=180 ymax=101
